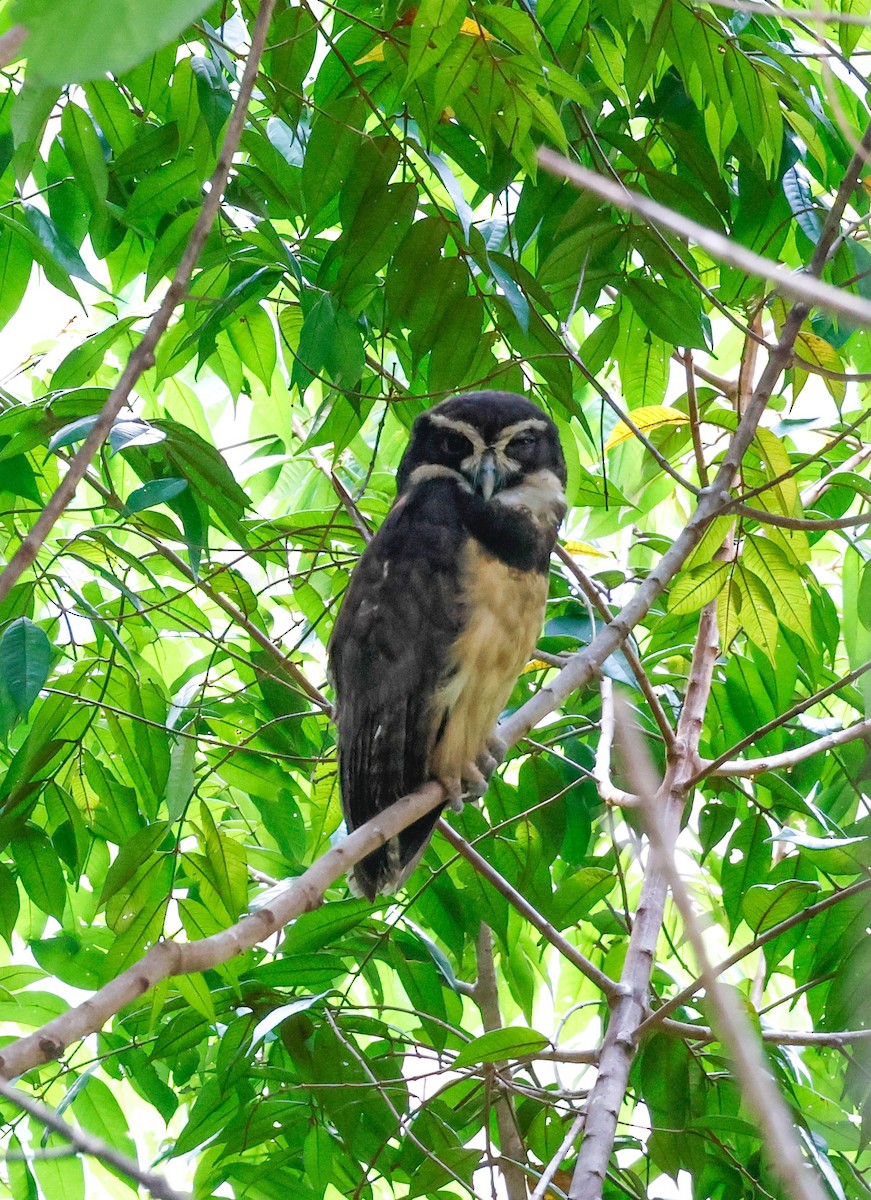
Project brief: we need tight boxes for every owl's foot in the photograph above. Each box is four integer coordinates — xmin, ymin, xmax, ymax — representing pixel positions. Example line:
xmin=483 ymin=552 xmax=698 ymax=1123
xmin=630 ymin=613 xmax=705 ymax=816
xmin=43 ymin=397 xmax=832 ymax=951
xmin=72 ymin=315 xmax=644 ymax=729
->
xmin=460 ymin=761 xmax=488 ymax=799
xmin=441 ymin=776 xmax=465 ymax=813
xmin=477 ymin=734 xmax=507 ymax=780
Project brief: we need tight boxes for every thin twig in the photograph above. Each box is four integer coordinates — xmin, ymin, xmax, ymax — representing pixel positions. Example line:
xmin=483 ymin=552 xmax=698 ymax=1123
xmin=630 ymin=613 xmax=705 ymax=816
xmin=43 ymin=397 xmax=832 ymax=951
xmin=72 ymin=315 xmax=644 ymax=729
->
xmin=639 ymin=877 xmax=871 ymax=1035
xmin=707 ymin=718 xmax=871 ymax=777
xmin=593 ymin=678 xmax=638 ymax=807
xmin=0 ymin=1076 xmax=189 ymax=1200
xmin=554 ymin=545 xmax=675 ymax=750
xmin=437 ymin=821 xmax=617 ymax=999
xmin=473 ymin=924 xmax=529 ymax=1200
xmin=538 ymin=144 xmax=871 ymax=328
xmin=692 ymin=658 xmax=871 ymax=785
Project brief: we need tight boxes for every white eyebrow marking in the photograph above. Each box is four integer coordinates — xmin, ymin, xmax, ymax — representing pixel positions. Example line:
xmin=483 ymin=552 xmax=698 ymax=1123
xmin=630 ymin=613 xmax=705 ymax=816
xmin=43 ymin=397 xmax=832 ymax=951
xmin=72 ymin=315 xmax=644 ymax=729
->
xmin=494 ymin=418 xmax=549 ymax=450
xmin=428 ymin=413 xmax=487 ymax=453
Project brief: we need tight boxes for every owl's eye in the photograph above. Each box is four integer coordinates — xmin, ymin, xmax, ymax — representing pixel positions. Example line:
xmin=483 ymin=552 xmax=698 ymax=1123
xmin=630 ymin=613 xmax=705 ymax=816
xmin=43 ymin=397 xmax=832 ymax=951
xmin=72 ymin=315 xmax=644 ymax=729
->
xmin=508 ymin=433 xmax=537 ymax=452
xmin=439 ymin=429 xmax=472 ymax=457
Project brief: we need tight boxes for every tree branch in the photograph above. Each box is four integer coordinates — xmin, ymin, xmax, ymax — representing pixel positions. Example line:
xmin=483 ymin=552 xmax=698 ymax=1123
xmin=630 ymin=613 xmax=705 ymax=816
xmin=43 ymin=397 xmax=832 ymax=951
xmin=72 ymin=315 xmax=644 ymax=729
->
xmin=0 ymin=781 xmax=446 ymax=1079
xmin=0 ymin=24 xmax=27 ymax=66
xmin=0 ymin=1076 xmax=189 ymax=1200
xmin=438 ymin=821 xmax=617 ymax=999
xmin=730 ymin=501 xmax=871 ymax=530
xmin=569 ymin=603 xmax=721 ymax=1199
xmin=473 ymin=924 xmax=529 ymax=1200
xmin=622 ymin=705 xmax=828 ymax=1200
xmin=538 ymin=139 xmax=871 ymax=327
xmin=706 ymin=717 xmax=871 ymax=777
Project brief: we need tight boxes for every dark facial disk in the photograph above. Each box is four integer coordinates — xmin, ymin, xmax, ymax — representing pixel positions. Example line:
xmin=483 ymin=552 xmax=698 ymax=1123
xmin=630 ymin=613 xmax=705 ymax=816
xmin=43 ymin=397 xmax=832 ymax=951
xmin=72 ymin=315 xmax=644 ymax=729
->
xmin=396 ymin=391 xmax=566 ymax=498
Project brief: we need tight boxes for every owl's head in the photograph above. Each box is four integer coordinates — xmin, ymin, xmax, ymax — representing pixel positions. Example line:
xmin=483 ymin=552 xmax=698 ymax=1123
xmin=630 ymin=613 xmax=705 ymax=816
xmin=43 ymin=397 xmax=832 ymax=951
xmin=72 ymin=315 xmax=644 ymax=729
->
xmin=397 ymin=391 xmax=566 ymax=500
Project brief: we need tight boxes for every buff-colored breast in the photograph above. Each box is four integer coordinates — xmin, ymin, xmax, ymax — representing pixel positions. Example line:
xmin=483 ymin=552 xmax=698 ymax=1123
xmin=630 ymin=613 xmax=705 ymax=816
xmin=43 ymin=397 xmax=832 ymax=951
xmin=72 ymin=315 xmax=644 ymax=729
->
xmin=430 ymin=540 xmax=547 ymax=779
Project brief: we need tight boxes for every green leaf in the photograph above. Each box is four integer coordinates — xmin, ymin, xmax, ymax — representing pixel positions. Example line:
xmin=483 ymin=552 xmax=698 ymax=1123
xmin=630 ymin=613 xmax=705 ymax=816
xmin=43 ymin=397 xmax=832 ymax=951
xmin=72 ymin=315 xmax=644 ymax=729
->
xmin=407 ymin=0 xmax=466 ymax=84
xmin=31 ymin=1142 xmax=83 ymax=1200
xmin=60 ymin=102 xmax=108 ymax=209
xmin=0 ymin=862 xmax=20 ymax=948
xmin=51 ymin=316 xmax=138 ymax=390
xmin=743 ymin=880 xmax=820 ymax=935
xmin=171 ymin=1079 xmax=239 ymax=1157
xmin=11 ymin=0 xmax=214 ymax=83
xmin=453 ymin=1026 xmax=549 ymax=1067
xmin=108 ymin=419 xmax=167 ymax=455
xmin=98 ymin=822 xmax=169 ymax=907
xmin=250 ymin=994 xmax=326 ymax=1047
xmin=227 ymin=305 xmax=277 ymax=389
xmin=668 ymin=562 xmax=730 ymax=615
xmin=125 ymin=477 xmax=188 ymax=512
xmin=6 ymin=1135 xmax=37 ymax=1200
xmin=304 ymin=1126 xmax=333 ymax=1196
xmin=124 ymin=158 xmax=202 ymax=229
xmin=11 ymin=827 xmax=67 ymax=920
xmin=724 ymin=46 xmax=782 ymax=177
xmin=0 ymin=617 xmax=51 ymax=716
xmin=71 ymin=1075 xmax=137 ymax=1168
xmin=24 ymin=204 xmax=104 ymax=291
xmin=190 ymin=55 xmax=231 ymax=145
xmin=721 ymin=816 xmax=773 ymax=938
xmin=622 ymin=276 xmax=708 ymax=349
xmin=0 ymin=216 xmax=32 ymax=331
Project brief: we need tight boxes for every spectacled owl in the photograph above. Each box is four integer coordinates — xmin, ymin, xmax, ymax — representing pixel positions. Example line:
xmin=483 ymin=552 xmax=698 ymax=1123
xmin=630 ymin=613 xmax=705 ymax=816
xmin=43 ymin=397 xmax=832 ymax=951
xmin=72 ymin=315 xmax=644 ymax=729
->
xmin=328 ymin=390 xmax=567 ymax=899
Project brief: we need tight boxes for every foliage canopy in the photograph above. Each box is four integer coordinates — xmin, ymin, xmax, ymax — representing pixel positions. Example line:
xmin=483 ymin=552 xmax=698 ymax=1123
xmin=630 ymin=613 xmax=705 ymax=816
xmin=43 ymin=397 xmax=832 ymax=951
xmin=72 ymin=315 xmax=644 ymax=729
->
xmin=0 ymin=0 xmax=869 ymax=1198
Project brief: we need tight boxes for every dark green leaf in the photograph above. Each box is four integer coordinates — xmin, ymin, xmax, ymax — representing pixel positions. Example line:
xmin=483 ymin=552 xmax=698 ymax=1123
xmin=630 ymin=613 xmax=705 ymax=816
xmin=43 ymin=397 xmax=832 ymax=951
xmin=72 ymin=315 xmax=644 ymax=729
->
xmin=0 ymin=617 xmax=51 ymax=716
xmin=453 ymin=1027 xmax=548 ymax=1067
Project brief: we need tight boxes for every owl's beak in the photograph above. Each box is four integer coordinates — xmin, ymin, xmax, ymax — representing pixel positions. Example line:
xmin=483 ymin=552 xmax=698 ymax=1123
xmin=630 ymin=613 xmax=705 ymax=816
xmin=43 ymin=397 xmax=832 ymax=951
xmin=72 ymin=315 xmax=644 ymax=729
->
xmin=476 ymin=451 xmax=499 ymax=500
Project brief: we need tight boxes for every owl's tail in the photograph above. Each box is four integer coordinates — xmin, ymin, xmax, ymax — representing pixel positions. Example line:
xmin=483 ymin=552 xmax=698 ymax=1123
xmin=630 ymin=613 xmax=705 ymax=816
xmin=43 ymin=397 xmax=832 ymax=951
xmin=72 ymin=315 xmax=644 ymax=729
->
xmin=339 ymin=702 xmax=444 ymax=900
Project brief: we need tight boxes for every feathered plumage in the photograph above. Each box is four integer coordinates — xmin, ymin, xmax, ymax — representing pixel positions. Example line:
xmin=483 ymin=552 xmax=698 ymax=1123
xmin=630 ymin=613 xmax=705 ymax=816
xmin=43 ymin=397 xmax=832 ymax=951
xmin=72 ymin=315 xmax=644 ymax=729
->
xmin=328 ymin=391 xmax=566 ymax=898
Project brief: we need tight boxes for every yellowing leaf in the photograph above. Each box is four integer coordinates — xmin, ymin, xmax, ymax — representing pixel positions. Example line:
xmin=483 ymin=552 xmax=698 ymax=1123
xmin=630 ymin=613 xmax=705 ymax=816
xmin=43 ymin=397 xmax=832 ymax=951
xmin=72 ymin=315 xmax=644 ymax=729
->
xmin=668 ymin=562 xmax=730 ymax=615
xmin=523 ymin=658 xmax=553 ymax=674
xmin=355 ymin=44 xmax=386 ymax=64
xmin=458 ymin=17 xmax=496 ymax=38
xmin=562 ymin=539 xmax=608 ymax=558
xmin=735 ymin=567 xmax=779 ymax=661
xmin=355 ymin=16 xmax=494 ymax=65
xmin=752 ymin=427 xmax=801 ymax=519
xmin=743 ymin=535 xmax=811 ymax=639
xmin=795 ymin=331 xmax=845 ymax=403
xmin=605 ymin=405 xmax=687 ymax=451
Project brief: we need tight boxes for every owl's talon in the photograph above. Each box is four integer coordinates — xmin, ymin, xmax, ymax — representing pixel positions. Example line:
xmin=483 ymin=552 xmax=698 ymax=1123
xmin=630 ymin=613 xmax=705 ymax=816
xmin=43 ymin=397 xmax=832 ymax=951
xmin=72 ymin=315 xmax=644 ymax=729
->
xmin=460 ymin=761 xmax=488 ymax=799
xmin=442 ymin=776 xmax=464 ymax=813
xmin=486 ymin=734 xmax=507 ymax=766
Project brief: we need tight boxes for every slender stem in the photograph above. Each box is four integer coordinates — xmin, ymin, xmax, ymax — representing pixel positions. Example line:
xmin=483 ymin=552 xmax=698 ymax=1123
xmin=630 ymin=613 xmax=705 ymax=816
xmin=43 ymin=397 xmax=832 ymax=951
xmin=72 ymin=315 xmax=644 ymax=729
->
xmin=0 ymin=1076 xmax=189 ymax=1200
xmin=438 ymin=821 xmax=617 ymax=999
xmin=473 ymin=924 xmax=529 ymax=1200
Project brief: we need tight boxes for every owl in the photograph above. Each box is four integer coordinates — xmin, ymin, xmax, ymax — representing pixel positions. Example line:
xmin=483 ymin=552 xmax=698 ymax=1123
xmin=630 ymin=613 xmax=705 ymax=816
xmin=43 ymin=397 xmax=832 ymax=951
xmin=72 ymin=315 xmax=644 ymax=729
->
xmin=328 ymin=390 xmax=567 ymax=899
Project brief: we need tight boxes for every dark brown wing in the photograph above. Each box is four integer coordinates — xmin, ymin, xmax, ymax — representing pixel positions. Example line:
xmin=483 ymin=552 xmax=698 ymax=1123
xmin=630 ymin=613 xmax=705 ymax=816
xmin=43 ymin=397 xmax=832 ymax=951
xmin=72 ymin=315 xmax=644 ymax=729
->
xmin=328 ymin=479 xmax=467 ymax=898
